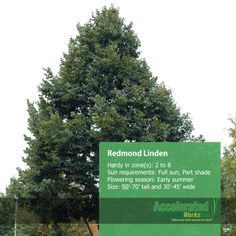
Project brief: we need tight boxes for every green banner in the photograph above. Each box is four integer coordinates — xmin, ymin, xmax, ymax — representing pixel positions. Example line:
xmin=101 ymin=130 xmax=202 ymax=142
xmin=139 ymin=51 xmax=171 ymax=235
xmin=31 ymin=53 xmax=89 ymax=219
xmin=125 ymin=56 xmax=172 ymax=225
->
xmin=99 ymin=142 xmax=220 ymax=235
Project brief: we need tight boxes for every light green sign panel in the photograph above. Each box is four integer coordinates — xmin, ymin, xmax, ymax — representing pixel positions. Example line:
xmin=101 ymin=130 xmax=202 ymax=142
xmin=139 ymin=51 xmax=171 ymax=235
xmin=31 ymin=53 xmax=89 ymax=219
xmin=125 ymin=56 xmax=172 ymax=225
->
xmin=99 ymin=142 xmax=220 ymax=235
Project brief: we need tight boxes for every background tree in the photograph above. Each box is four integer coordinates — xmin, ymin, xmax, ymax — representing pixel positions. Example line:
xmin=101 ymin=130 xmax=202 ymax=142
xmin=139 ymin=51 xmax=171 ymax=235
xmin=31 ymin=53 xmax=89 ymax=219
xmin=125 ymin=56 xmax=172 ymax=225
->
xmin=9 ymin=5 xmax=194 ymax=232
xmin=0 ymin=192 xmax=14 ymax=236
xmin=222 ymin=118 xmax=236 ymax=235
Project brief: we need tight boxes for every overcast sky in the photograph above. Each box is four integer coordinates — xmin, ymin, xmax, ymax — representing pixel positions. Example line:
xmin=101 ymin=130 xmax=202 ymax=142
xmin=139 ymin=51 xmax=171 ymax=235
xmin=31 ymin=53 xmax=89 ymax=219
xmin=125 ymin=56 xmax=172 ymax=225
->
xmin=0 ymin=0 xmax=236 ymax=193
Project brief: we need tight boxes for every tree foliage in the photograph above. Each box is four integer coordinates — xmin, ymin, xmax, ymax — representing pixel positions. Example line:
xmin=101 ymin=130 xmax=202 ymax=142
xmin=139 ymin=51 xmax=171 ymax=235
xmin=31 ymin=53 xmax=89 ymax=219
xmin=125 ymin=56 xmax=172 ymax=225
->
xmin=222 ymin=118 xmax=236 ymax=235
xmin=8 ymin=6 xmax=193 ymax=227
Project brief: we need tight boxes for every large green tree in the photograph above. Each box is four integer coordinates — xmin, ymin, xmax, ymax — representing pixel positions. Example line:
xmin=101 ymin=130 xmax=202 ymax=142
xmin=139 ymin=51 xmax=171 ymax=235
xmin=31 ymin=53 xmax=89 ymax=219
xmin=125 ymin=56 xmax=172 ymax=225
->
xmin=13 ymin=5 xmax=193 ymax=228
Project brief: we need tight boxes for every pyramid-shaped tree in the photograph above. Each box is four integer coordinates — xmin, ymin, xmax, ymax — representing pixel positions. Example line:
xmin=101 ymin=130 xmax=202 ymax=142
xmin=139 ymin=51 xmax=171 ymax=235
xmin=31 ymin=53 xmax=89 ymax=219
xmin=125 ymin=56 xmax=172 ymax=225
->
xmin=16 ymin=6 xmax=193 ymax=227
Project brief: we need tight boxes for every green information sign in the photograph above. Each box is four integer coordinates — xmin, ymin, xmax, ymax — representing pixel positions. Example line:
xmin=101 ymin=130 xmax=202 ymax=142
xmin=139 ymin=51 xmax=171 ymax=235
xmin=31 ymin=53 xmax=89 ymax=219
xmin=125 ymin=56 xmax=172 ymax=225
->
xmin=99 ymin=142 xmax=220 ymax=235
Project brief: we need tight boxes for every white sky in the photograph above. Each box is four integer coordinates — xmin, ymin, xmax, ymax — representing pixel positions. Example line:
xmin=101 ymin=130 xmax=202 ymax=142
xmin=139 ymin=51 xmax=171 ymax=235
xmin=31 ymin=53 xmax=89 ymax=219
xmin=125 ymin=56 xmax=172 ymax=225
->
xmin=0 ymin=0 xmax=236 ymax=193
